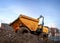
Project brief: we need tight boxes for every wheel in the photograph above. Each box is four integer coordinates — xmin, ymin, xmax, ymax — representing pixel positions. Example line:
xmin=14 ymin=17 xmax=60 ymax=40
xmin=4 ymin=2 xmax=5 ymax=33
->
xmin=38 ymin=33 xmax=48 ymax=40
xmin=17 ymin=26 xmax=30 ymax=34
xmin=43 ymin=34 xmax=48 ymax=38
xmin=36 ymin=28 xmax=42 ymax=34
xmin=31 ymin=28 xmax=42 ymax=35
xmin=41 ymin=33 xmax=48 ymax=40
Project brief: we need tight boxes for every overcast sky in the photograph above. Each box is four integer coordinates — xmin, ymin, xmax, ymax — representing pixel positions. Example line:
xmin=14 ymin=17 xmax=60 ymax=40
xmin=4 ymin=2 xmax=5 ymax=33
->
xmin=0 ymin=0 xmax=60 ymax=29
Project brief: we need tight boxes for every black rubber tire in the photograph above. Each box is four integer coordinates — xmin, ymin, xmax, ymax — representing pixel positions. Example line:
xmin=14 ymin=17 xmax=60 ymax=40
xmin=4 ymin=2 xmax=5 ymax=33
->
xmin=17 ymin=26 xmax=30 ymax=34
xmin=32 ymin=28 xmax=42 ymax=35
xmin=43 ymin=34 xmax=48 ymax=38
xmin=41 ymin=33 xmax=48 ymax=39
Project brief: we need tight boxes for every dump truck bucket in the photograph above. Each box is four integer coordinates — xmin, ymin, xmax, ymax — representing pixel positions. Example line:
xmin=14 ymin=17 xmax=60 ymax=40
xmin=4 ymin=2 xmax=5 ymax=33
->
xmin=10 ymin=14 xmax=39 ymax=32
xmin=19 ymin=14 xmax=39 ymax=31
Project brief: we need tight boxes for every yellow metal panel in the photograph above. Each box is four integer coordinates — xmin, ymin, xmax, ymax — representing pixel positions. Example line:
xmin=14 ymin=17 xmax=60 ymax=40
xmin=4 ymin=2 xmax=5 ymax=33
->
xmin=20 ymin=17 xmax=39 ymax=31
xmin=43 ymin=26 xmax=49 ymax=34
xmin=20 ymin=14 xmax=39 ymax=22
xmin=10 ymin=18 xmax=21 ymax=32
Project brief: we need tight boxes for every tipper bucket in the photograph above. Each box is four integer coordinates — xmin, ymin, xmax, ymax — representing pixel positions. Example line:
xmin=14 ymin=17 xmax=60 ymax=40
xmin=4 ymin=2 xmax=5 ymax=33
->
xmin=19 ymin=14 xmax=39 ymax=31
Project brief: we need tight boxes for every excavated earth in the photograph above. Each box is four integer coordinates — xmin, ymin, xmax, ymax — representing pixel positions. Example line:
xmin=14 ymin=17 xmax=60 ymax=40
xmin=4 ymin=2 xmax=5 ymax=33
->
xmin=0 ymin=23 xmax=60 ymax=43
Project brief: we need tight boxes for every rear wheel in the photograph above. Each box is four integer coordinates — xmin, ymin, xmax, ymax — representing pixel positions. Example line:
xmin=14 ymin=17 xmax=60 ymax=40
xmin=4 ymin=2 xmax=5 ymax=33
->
xmin=17 ymin=26 xmax=30 ymax=34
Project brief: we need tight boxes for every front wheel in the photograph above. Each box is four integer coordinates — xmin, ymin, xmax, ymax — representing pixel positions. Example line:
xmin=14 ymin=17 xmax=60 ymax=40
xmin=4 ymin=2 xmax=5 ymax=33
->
xmin=41 ymin=33 xmax=48 ymax=39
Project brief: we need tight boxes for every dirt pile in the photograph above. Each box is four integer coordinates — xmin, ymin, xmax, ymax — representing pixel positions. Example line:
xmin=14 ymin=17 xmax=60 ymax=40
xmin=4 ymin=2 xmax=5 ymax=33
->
xmin=0 ymin=23 xmax=59 ymax=43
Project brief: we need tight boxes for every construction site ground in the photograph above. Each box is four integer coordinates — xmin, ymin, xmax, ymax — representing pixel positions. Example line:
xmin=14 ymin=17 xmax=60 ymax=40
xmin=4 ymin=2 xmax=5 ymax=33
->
xmin=0 ymin=23 xmax=60 ymax=43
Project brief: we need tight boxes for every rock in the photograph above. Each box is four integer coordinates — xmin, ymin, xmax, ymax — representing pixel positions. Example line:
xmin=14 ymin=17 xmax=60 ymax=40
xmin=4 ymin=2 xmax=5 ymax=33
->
xmin=0 ymin=23 xmax=59 ymax=43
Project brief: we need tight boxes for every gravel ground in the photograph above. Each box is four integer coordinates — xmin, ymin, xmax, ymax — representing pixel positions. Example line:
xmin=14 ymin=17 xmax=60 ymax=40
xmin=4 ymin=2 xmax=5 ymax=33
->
xmin=0 ymin=23 xmax=60 ymax=43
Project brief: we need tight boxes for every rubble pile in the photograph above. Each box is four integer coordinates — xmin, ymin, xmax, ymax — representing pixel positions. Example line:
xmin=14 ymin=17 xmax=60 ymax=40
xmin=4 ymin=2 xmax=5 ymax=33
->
xmin=0 ymin=23 xmax=59 ymax=43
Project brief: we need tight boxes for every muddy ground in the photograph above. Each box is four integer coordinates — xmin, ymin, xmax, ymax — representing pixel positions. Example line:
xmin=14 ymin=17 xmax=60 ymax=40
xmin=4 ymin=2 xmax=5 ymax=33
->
xmin=0 ymin=23 xmax=60 ymax=43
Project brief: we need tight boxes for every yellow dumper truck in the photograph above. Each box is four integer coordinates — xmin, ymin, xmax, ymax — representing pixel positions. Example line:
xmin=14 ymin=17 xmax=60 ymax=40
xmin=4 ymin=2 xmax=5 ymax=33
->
xmin=10 ymin=14 xmax=49 ymax=38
